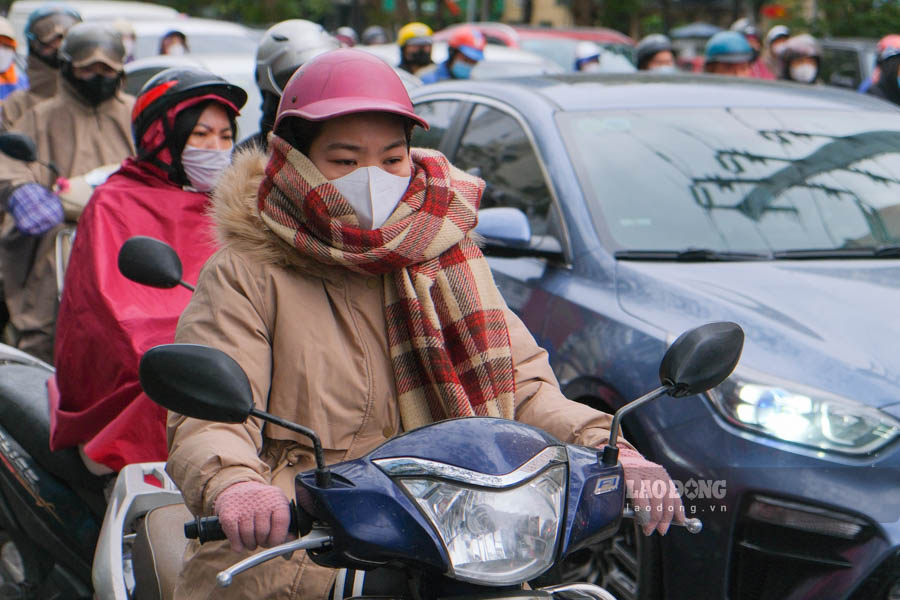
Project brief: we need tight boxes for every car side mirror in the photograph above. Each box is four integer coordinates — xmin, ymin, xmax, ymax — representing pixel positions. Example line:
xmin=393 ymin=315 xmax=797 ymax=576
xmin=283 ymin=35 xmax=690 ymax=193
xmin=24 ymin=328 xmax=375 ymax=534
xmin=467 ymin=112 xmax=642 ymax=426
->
xmin=476 ymin=207 xmax=532 ymax=247
xmin=476 ymin=207 xmax=564 ymax=261
xmin=139 ymin=344 xmax=253 ymax=423
xmin=0 ymin=132 xmax=38 ymax=163
xmin=118 ymin=236 xmax=194 ymax=291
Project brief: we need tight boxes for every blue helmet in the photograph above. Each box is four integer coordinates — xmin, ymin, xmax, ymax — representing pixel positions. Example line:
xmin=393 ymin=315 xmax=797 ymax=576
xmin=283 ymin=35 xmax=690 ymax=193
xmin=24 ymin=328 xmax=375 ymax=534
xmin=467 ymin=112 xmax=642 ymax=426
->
xmin=25 ymin=3 xmax=81 ymax=44
xmin=705 ymin=31 xmax=754 ymax=65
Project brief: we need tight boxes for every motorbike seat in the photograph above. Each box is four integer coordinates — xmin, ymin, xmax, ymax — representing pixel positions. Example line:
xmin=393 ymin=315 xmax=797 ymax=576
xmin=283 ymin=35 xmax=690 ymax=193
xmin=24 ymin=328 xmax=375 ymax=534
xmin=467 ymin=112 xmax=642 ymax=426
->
xmin=133 ymin=503 xmax=192 ymax=600
xmin=0 ymin=364 xmax=108 ymax=516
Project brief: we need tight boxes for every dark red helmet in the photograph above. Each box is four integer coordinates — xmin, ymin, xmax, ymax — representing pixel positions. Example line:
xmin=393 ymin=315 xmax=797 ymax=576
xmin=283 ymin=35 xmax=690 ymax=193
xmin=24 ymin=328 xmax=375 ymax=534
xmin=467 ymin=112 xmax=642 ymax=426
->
xmin=274 ymin=48 xmax=429 ymax=131
xmin=132 ymin=67 xmax=247 ymax=144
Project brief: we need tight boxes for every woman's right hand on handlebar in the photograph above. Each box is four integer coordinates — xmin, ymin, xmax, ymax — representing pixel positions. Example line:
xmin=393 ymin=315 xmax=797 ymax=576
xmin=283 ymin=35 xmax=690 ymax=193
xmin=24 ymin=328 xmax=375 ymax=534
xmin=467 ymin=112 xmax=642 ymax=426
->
xmin=214 ymin=481 xmax=293 ymax=553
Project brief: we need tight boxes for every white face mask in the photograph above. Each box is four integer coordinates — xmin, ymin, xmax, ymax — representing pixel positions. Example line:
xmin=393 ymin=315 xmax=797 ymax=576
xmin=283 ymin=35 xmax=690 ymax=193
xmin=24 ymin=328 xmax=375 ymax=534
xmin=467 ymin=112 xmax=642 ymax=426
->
xmin=181 ymin=145 xmax=233 ymax=192
xmin=0 ymin=47 xmax=15 ymax=72
xmin=581 ymin=62 xmax=604 ymax=72
xmin=790 ymin=63 xmax=817 ymax=84
xmin=650 ymin=65 xmax=679 ymax=74
xmin=123 ymin=38 xmax=135 ymax=57
xmin=330 ymin=166 xmax=411 ymax=230
xmin=166 ymin=43 xmax=186 ymax=56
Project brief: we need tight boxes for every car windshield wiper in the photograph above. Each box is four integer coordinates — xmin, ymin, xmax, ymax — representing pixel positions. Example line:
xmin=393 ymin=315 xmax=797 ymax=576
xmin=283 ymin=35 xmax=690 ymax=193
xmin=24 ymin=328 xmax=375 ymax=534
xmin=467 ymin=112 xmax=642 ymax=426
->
xmin=615 ymin=249 xmax=771 ymax=262
xmin=773 ymin=246 xmax=900 ymax=259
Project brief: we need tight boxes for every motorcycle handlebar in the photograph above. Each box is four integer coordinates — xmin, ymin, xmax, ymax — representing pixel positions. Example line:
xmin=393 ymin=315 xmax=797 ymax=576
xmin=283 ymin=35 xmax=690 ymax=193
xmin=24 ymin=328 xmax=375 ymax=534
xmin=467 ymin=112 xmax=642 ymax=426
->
xmin=184 ymin=500 xmax=308 ymax=543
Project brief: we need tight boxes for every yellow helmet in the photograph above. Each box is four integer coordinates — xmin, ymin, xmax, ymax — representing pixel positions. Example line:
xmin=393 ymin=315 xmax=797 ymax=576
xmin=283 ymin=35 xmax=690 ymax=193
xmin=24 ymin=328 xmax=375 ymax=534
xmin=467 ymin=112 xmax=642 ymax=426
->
xmin=397 ymin=22 xmax=433 ymax=47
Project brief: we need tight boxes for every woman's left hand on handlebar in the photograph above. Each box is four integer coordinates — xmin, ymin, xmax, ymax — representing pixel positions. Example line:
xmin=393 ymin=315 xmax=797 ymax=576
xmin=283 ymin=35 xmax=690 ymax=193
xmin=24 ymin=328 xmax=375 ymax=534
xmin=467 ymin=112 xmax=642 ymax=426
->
xmin=618 ymin=447 xmax=685 ymax=536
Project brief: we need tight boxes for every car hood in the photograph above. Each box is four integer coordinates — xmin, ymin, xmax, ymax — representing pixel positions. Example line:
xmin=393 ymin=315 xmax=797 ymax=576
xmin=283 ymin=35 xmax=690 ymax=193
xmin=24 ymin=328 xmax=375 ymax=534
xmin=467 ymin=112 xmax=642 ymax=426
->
xmin=615 ymin=259 xmax=900 ymax=409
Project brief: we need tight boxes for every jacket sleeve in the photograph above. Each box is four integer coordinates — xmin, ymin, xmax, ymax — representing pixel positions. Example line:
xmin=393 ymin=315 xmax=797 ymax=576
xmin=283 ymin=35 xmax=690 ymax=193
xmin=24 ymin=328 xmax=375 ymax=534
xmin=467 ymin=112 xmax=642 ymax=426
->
xmin=507 ymin=307 xmax=634 ymax=451
xmin=0 ymin=110 xmax=55 ymax=206
xmin=166 ymin=249 xmax=275 ymax=515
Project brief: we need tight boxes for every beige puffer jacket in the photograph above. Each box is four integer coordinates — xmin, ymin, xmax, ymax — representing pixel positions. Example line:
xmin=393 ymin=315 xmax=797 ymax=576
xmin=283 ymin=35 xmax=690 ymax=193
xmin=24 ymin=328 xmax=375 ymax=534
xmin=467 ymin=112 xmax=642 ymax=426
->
xmin=167 ymin=147 xmax=631 ymax=599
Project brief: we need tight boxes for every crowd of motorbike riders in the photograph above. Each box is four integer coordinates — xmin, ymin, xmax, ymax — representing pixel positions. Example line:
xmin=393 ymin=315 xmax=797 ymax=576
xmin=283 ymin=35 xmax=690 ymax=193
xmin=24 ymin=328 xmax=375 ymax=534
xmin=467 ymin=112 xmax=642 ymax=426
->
xmin=0 ymin=4 xmax=897 ymax=598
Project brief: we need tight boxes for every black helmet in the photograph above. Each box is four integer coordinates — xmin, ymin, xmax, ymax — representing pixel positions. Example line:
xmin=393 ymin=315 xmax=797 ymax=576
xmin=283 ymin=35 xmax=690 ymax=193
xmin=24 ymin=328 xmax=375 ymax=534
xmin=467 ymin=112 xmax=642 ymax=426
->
xmin=361 ymin=25 xmax=389 ymax=45
xmin=635 ymin=34 xmax=672 ymax=70
xmin=132 ymin=67 xmax=247 ymax=144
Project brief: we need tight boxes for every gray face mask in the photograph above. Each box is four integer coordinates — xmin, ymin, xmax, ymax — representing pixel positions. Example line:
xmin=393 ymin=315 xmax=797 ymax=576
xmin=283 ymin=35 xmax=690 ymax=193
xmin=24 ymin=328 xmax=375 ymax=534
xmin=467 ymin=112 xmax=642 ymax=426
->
xmin=649 ymin=65 xmax=679 ymax=74
xmin=180 ymin=145 xmax=233 ymax=192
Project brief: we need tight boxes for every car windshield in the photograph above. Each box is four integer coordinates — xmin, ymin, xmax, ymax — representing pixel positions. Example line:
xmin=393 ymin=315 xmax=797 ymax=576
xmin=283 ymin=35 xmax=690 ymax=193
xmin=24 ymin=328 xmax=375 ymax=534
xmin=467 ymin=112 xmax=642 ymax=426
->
xmin=558 ymin=108 xmax=900 ymax=254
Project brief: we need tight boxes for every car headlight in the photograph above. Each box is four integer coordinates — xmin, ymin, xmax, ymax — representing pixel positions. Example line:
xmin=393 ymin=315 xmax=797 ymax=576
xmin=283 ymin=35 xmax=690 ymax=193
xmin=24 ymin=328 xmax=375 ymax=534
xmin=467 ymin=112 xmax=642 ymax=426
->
xmin=708 ymin=370 xmax=900 ymax=455
xmin=375 ymin=448 xmax=567 ymax=585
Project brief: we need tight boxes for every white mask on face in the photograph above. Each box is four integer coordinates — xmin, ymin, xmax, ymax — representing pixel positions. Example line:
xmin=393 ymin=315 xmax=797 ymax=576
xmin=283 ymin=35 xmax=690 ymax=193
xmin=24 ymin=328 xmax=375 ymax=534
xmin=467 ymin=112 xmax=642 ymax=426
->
xmin=166 ymin=43 xmax=186 ymax=56
xmin=0 ymin=47 xmax=15 ymax=72
xmin=181 ymin=145 xmax=233 ymax=192
xmin=650 ymin=65 xmax=679 ymax=74
xmin=330 ymin=166 xmax=411 ymax=230
xmin=790 ymin=63 xmax=817 ymax=84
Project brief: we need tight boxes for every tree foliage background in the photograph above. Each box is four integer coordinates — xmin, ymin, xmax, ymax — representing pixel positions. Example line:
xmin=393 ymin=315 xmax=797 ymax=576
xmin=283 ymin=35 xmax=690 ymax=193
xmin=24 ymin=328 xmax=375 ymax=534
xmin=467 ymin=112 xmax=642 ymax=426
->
xmin=812 ymin=0 xmax=900 ymax=37
xmin=22 ymin=0 xmax=893 ymax=40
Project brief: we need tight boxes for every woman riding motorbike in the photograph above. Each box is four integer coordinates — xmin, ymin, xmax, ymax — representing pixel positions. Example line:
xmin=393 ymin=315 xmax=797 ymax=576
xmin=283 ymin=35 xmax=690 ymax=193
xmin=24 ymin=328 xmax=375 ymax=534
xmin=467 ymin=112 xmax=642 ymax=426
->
xmin=166 ymin=48 xmax=685 ymax=599
xmin=50 ymin=67 xmax=246 ymax=475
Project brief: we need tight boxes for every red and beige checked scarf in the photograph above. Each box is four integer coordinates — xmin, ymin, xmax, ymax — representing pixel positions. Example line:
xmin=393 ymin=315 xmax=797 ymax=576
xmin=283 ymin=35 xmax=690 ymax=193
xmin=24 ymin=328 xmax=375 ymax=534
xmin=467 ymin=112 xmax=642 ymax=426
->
xmin=258 ymin=135 xmax=515 ymax=430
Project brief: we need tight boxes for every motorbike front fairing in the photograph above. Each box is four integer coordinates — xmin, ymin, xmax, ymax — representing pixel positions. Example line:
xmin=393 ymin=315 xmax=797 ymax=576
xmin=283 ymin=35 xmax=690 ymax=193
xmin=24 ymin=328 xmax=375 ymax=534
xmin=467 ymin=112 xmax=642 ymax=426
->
xmin=295 ymin=417 xmax=625 ymax=586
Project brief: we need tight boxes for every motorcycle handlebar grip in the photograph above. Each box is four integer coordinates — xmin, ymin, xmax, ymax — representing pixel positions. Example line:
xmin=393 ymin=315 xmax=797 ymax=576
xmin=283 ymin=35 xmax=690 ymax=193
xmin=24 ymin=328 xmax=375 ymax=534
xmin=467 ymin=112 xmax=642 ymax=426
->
xmin=184 ymin=501 xmax=308 ymax=543
xmin=184 ymin=516 xmax=226 ymax=543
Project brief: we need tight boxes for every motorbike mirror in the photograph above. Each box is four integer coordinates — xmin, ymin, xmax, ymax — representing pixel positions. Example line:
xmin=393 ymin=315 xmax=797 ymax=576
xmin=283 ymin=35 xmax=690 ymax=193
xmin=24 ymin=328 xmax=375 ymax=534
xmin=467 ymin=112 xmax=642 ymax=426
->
xmin=601 ymin=321 xmax=743 ymax=466
xmin=118 ymin=236 xmax=193 ymax=291
xmin=140 ymin=344 xmax=253 ymax=423
xmin=0 ymin=132 xmax=38 ymax=163
xmin=659 ymin=321 xmax=744 ymax=396
xmin=140 ymin=343 xmax=334 ymax=487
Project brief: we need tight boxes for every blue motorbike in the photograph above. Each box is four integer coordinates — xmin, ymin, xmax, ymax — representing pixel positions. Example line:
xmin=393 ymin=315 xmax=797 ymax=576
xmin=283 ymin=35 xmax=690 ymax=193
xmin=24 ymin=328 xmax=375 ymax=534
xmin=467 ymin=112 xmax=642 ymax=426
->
xmin=116 ymin=316 xmax=741 ymax=599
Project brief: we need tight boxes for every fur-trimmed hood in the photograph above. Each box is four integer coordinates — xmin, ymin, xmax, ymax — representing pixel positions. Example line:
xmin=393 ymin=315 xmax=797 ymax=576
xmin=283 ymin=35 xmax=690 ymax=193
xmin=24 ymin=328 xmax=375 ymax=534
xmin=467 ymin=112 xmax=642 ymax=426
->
xmin=211 ymin=146 xmax=331 ymax=277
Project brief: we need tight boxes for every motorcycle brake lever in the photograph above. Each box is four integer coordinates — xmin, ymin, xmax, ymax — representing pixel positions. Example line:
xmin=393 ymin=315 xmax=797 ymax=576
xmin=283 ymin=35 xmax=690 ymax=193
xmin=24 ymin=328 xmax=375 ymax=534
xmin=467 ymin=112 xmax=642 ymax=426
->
xmin=622 ymin=506 xmax=703 ymax=534
xmin=216 ymin=528 xmax=333 ymax=587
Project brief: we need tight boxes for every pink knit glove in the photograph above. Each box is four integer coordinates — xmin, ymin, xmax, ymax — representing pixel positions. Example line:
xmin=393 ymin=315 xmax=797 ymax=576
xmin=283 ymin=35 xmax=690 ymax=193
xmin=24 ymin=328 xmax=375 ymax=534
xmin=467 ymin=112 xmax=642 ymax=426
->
xmin=214 ymin=481 xmax=292 ymax=553
xmin=618 ymin=448 xmax=685 ymax=536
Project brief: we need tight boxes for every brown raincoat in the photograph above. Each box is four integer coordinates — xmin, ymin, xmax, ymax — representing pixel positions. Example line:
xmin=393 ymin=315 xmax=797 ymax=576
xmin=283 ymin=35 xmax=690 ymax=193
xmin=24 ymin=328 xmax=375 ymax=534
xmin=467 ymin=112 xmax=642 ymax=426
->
xmin=0 ymin=55 xmax=59 ymax=130
xmin=167 ymin=148 xmax=632 ymax=599
xmin=0 ymin=79 xmax=134 ymax=362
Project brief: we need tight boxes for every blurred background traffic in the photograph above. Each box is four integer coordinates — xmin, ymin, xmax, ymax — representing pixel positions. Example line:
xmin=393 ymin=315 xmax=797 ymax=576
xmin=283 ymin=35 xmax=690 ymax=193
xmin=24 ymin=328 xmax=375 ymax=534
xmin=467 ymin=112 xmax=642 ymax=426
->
xmin=0 ymin=0 xmax=894 ymax=141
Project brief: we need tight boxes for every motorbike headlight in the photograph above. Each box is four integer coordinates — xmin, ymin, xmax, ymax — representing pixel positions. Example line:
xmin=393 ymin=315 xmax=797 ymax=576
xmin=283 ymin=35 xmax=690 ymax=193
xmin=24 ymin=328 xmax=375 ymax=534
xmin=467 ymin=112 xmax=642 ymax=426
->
xmin=708 ymin=370 xmax=900 ymax=455
xmin=376 ymin=448 xmax=567 ymax=585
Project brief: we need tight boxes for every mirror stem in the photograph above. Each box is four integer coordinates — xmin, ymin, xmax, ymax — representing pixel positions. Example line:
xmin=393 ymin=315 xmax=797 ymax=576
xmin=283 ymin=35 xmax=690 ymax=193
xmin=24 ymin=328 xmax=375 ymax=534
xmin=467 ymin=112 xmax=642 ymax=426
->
xmin=248 ymin=407 xmax=332 ymax=487
xmin=601 ymin=385 xmax=669 ymax=467
xmin=178 ymin=280 xmax=195 ymax=292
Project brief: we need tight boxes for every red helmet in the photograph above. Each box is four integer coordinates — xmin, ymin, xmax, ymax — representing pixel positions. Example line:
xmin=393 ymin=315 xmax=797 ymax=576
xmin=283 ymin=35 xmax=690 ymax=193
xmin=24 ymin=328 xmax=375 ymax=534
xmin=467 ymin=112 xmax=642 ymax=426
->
xmin=877 ymin=34 xmax=900 ymax=63
xmin=275 ymin=48 xmax=429 ymax=131
xmin=448 ymin=26 xmax=486 ymax=62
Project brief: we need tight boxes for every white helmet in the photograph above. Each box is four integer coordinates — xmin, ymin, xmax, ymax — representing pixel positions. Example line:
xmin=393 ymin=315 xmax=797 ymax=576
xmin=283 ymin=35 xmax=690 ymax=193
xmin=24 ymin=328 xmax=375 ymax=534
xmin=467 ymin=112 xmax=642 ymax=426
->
xmin=255 ymin=19 xmax=340 ymax=96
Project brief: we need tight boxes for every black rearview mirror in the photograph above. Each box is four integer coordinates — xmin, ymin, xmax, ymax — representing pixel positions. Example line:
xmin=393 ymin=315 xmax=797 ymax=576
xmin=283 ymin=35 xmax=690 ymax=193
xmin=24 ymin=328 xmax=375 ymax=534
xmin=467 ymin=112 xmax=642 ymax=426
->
xmin=602 ymin=321 xmax=744 ymax=466
xmin=139 ymin=344 xmax=253 ymax=423
xmin=0 ymin=132 xmax=38 ymax=163
xmin=659 ymin=321 xmax=744 ymax=396
xmin=118 ymin=236 xmax=186 ymax=289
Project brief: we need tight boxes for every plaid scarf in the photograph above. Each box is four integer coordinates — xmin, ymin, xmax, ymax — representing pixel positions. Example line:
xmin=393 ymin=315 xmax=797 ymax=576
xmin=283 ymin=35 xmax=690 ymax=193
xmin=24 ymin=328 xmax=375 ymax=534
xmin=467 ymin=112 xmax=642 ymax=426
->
xmin=258 ymin=135 xmax=515 ymax=430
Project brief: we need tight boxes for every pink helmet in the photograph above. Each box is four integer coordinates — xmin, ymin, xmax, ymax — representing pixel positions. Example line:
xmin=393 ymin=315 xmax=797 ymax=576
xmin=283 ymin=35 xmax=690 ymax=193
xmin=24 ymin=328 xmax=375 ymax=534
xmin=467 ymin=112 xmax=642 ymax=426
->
xmin=274 ymin=48 xmax=429 ymax=131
